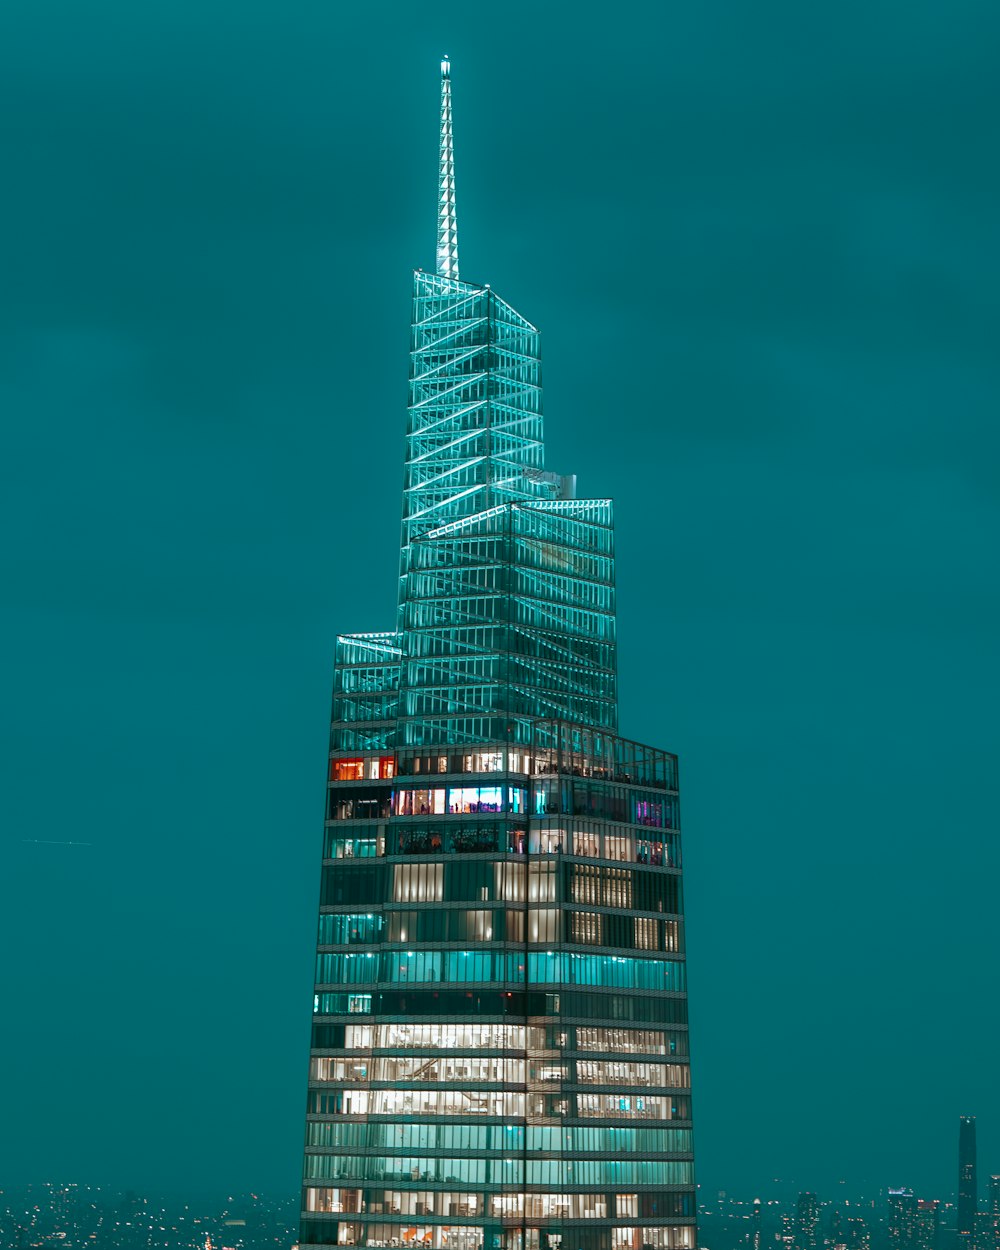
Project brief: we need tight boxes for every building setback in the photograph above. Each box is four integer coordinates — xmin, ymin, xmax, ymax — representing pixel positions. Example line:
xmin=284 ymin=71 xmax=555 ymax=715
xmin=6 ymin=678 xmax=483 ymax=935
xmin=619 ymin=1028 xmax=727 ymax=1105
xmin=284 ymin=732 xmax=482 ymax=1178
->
xmin=298 ymin=58 xmax=697 ymax=1250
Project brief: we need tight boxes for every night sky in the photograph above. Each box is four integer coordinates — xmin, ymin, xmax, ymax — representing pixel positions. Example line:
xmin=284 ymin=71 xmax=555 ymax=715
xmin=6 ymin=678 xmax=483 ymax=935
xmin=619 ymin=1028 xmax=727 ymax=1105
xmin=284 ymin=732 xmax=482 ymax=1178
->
xmin=3 ymin=0 xmax=998 ymax=1203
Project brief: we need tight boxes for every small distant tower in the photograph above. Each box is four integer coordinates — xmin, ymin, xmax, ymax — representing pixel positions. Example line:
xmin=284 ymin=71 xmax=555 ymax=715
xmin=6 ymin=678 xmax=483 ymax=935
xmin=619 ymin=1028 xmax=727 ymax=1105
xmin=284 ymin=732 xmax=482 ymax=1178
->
xmin=751 ymin=1198 xmax=763 ymax=1250
xmin=796 ymin=1193 xmax=820 ymax=1250
xmin=982 ymin=1176 xmax=1000 ymax=1250
xmin=830 ymin=1204 xmax=845 ymax=1250
xmin=914 ymin=1200 xmax=940 ymax=1250
xmin=888 ymin=1189 xmax=918 ymax=1250
xmin=958 ymin=1117 xmax=978 ymax=1246
xmin=845 ymin=1213 xmax=872 ymax=1250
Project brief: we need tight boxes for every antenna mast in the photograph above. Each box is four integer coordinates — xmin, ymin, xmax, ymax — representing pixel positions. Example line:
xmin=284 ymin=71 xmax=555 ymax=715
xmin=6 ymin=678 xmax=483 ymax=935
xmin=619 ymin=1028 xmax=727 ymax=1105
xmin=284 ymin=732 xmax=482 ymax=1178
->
xmin=436 ymin=57 xmax=459 ymax=280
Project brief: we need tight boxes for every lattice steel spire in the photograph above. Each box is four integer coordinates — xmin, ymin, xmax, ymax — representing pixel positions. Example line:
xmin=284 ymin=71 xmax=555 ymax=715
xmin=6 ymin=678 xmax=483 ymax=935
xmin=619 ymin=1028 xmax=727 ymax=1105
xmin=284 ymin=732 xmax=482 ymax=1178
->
xmin=436 ymin=56 xmax=459 ymax=280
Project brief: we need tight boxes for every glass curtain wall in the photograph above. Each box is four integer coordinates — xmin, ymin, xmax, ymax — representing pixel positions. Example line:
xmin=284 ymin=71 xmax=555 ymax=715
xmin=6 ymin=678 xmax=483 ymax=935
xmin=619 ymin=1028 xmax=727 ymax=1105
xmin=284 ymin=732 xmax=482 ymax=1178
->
xmin=399 ymin=500 xmax=617 ymax=749
xmin=301 ymin=69 xmax=694 ymax=1250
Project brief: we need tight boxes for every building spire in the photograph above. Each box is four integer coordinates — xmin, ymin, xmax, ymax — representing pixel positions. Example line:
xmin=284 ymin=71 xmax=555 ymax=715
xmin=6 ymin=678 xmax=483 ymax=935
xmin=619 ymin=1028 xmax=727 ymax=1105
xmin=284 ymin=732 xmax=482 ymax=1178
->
xmin=436 ymin=56 xmax=459 ymax=280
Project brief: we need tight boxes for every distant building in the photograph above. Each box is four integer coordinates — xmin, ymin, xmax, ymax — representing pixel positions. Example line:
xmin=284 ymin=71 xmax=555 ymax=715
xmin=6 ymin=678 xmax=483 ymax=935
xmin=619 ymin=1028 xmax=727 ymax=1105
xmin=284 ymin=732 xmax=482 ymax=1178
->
xmin=978 ymin=1178 xmax=1000 ymax=1250
xmin=888 ymin=1189 xmax=917 ymax=1250
xmin=796 ymin=1194 xmax=820 ymax=1250
xmin=958 ymin=1117 xmax=978 ymax=1245
xmin=914 ymin=1200 xmax=939 ymax=1250
xmin=844 ymin=1214 xmax=872 ymax=1250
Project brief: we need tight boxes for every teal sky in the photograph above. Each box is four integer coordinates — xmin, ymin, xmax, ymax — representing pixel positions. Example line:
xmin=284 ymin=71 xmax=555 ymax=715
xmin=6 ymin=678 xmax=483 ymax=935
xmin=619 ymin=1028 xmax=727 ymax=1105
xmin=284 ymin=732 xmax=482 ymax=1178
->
xmin=3 ymin=0 xmax=999 ymax=1201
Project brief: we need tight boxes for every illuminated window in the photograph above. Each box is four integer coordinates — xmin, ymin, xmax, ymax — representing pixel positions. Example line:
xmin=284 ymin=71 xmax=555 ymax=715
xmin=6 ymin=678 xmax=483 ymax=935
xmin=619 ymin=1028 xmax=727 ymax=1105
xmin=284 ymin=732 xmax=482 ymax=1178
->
xmin=569 ymin=912 xmax=602 ymax=945
xmin=506 ymin=909 xmax=525 ymax=942
xmin=572 ymin=830 xmax=600 ymax=856
xmin=575 ymin=1060 xmax=690 ymax=1088
xmin=571 ymin=865 xmax=600 ymax=905
xmin=530 ymin=1063 xmax=567 ymax=1082
xmin=635 ymin=798 xmax=665 ymax=827
xmin=528 ymin=862 xmax=557 ymax=901
xmin=466 ymin=909 xmax=493 ymax=941
xmin=395 ymin=788 xmax=447 ymax=816
xmin=613 ymin=1230 xmax=695 ymax=1250
xmin=309 ymin=1057 xmax=370 ymax=1082
xmin=448 ymin=785 xmax=503 ymax=813
xmin=318 ymin=913 xmax=382 ymax=945
xmin=462 ymin=751 xmax=503 ymax=773
xmin=330 ymin=758 xmax=365 ymax=781
xmin=576 ymin=1027 xmax=669 ymax=1054
xmin=604 ymin=868 xmax=632 ymax=908
xmin=528 ymin=908 xmax=560 ymax=943
xmin=605 ymin=833 xmax=632 ymax=861
xmin=325 ymin=834 xmax=381 ymax=859
xmin=393 ymin=863 xmax=444 ymax=903
xmin=495 ymin=862 xmax=525 ymax=902
xmin=343 ymin=1024 xmax=373 ymax=1048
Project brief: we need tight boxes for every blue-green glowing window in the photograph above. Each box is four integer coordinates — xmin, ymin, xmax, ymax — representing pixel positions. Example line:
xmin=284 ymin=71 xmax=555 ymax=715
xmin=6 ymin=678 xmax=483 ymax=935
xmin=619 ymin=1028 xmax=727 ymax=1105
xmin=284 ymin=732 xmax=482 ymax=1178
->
xmin=315 ymin=949 xmax=527 ymax=986
xmin=324 ymin=834 xmax=381 ymax=859
xmin=313 ymin=993 xmax=372 ymax=1015
xmin=317 ymin=913 xmax=382 ymax=945
xmin=523 ymin=1159 xmax=694 ymax=1186
xmin=525 ymin=1125 xmax=693 ymax=1153
xmin=315 ymin=953 xmax=379 ymax=984
xmin=526 ymin=952 xmax=686 ymax=992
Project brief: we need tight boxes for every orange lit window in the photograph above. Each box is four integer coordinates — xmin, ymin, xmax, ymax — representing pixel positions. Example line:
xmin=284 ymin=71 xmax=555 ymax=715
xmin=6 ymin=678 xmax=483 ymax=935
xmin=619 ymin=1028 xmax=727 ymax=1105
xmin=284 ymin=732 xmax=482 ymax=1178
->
xmin=331 ymin=758 xmax=365 ymax=781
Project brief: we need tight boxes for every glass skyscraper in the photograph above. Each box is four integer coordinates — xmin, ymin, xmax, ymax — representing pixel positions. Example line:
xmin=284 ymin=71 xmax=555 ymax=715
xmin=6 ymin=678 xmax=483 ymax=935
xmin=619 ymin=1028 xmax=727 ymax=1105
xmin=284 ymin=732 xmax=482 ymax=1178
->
xmin=299 ymin=58 xmax=696 ymax=1250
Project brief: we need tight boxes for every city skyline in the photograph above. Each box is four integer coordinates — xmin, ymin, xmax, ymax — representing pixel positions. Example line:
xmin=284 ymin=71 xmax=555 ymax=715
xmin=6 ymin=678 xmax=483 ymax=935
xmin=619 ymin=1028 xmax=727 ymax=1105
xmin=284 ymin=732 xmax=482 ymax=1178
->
xmin=7 ymin=1175 xmax=1000 ymax=1250
xmin=3 ymin=0 xmax=998 ymax=1203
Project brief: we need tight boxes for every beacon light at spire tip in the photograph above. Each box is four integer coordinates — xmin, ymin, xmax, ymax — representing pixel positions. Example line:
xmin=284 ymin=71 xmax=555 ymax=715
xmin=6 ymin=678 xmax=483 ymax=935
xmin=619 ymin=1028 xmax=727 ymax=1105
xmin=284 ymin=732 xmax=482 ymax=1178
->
xmin=441 ymin=55 xmax=450 ymax=77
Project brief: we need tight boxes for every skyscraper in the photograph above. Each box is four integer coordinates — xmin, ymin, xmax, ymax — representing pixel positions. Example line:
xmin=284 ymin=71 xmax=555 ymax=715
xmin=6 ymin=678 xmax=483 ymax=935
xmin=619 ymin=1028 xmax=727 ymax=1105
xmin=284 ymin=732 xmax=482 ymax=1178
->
xmin=983 ymin=1178 xmax=1000 ymax=1250
xmin=914 ymin=1200 xmax=940 ymax=1250
xmin=958 ymin=1117 xmax=977 ymax=1245
xmin=795 ymin=1194 xmax=820 ymax=1250
xmin=888 ymin=1190 xmax=917 ymax=1250
xmin=298 ymin=59 xmax=696 ymax=1250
